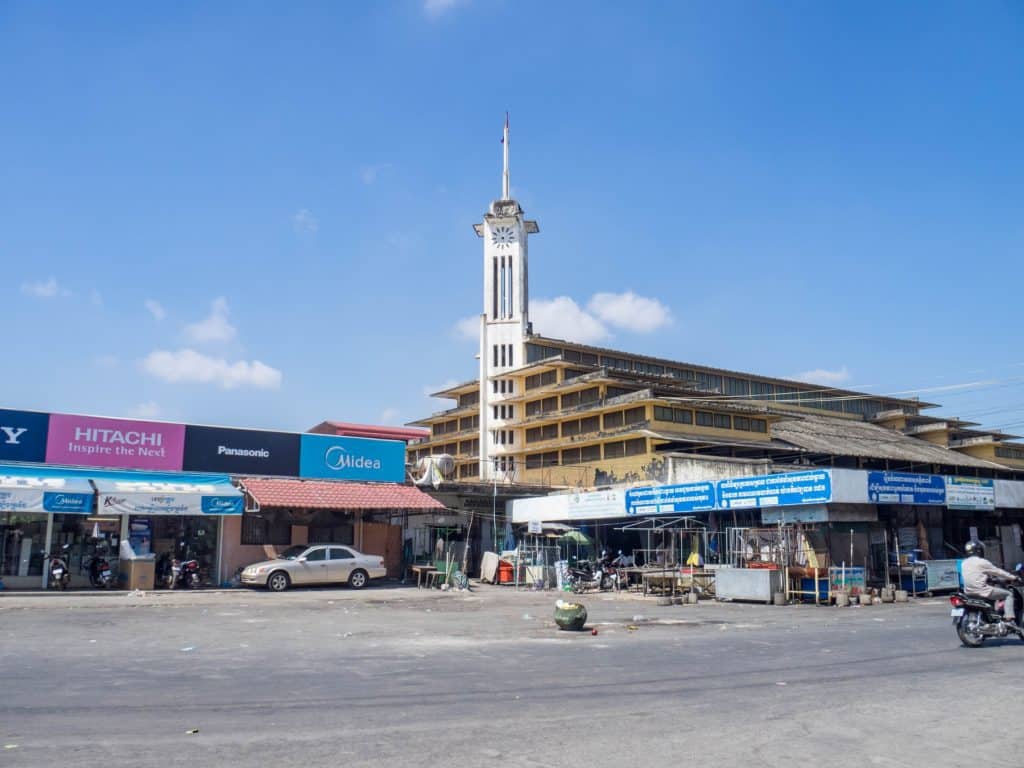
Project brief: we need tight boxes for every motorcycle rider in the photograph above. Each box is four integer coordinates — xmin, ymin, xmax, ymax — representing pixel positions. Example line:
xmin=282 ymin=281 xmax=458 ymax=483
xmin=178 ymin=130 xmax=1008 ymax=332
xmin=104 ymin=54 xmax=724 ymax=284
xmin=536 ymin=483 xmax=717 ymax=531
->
xmin=962 ymin=540 xmax=1016 ymax=623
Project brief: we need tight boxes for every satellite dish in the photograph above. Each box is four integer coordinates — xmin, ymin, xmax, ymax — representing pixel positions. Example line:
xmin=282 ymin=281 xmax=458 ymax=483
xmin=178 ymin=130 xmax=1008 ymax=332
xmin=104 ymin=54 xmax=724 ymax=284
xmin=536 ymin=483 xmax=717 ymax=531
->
xmin=413 ymin=455 xmax=455 ymax=488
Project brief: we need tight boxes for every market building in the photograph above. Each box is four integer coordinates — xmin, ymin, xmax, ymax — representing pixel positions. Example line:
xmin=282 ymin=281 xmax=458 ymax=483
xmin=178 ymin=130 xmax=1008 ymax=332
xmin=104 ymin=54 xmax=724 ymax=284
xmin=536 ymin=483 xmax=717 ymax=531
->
xmin=406 ymin=119 xmax=1024 ymax=592
xmin=0 ymin=408 xmax=443 ymax=590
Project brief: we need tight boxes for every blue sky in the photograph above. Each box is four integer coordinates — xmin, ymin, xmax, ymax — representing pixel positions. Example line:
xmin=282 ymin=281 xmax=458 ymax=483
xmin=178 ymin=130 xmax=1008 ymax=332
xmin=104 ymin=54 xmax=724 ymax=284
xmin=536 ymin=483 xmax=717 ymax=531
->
xmin=3 ymin=1 xmax=1023 ymax=435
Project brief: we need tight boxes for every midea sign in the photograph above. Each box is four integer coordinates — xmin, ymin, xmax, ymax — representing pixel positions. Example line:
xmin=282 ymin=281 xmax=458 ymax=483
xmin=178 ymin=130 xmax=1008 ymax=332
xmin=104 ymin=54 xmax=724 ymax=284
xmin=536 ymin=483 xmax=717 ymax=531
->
xmin=299 ymin=434 xmax=405 ymax=483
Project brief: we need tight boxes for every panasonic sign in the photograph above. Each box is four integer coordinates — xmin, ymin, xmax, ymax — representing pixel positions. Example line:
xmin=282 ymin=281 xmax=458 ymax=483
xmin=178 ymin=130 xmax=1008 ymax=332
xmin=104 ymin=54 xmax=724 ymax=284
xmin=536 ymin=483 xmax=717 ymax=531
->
xmin=182 ymin=426 xmax=300 ymax=475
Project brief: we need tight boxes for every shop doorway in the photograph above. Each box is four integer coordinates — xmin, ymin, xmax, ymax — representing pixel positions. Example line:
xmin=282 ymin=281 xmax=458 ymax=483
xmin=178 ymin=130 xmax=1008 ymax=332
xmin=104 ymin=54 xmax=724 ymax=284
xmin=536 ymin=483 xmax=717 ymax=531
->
xmin=0 ymin=512 xmax=47 ymax=588
xmin=135 ymin=515 xmax=221 ymax=588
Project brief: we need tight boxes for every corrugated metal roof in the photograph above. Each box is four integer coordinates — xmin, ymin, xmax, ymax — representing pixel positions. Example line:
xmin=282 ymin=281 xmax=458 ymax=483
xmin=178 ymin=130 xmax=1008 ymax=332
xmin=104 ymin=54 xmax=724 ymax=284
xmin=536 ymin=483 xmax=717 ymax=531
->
xmin=770 ymin=412 xmax=1004 ymax=469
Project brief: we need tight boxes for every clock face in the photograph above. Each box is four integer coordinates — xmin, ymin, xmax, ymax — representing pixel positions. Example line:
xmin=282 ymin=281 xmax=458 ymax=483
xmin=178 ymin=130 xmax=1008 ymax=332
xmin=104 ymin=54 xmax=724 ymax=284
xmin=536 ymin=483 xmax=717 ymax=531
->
xmin=491 ymin=225 xmax=516 ymax=249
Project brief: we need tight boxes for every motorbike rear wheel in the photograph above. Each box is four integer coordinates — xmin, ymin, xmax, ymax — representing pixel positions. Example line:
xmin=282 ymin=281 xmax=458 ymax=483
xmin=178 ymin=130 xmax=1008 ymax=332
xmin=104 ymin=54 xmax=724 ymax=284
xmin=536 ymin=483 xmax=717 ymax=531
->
xmin=957 ymin=612 xmax=986 ymax=647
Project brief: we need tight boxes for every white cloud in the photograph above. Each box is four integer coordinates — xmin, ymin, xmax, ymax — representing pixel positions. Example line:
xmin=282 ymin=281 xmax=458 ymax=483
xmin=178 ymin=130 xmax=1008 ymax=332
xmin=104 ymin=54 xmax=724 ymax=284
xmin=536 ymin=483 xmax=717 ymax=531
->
xmin=21 ymin=277 xmax=70 ymax=298
xmin=142 ymin=349 xmax=282 ymax=390
xmin=529 ymin=297 xmax=611 ymax=344
xmin=380 ymin=407 xmax=401 ymax=425
xmin=588 ymin=291 xmax=672 ymax=333
xmin=794 ymin=366 xmax=851 ymax=386
xmin=184 ymin=297 xmax=236 ymax=344
xmin=144 ymin=299 xmax=166 ymax=321
xmin=424 ymin=0 xmax=467 ymax=16
xmin=292 ymin=208 xmax=318 ymax=234
xmin=127 ymin=402 xmax=161 ymax=419
xmin=454 ymin=315 xmax=480 ymax=341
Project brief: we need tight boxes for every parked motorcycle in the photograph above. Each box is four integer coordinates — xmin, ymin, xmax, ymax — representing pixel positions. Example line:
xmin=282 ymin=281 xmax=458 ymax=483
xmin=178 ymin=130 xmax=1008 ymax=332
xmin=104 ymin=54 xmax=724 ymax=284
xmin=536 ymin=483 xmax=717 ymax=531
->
xmin=567 ymin=559 xmax=617 ymax=593
xmin=156 ymin=550 xmax=202 ymax=589
xmin=86 ymin=549 xmax=116 ymax=589
xmin=47 ymin=544 xmax=72 ymax=590
xmin=950 ymin=564 xmax=1024 ymax=647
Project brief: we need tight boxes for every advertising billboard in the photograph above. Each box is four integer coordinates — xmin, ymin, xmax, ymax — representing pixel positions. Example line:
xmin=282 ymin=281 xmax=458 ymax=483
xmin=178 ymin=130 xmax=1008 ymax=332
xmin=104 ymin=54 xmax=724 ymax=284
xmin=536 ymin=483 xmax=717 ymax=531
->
xmin=182 ymin=425 xmax=300 ymax=476
xmin=299 ymin=434 xmax=406 ymax=483
xmin=0 ymin=409 xmax=50 ymax=463
xmin=46 ymin=414 xmax=186 ymax=471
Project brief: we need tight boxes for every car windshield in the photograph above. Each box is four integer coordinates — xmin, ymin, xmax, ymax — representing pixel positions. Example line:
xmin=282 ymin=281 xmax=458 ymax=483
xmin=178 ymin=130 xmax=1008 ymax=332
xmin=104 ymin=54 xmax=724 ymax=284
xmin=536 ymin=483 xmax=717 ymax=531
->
xmin=278 ymin=546 xmax=309 ymax=560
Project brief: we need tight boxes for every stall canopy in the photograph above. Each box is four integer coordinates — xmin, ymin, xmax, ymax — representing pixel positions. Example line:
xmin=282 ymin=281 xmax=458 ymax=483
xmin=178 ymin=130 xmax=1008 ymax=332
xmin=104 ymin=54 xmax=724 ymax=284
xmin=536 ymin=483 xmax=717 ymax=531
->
xmin=91 ymin=472 xmax=243 ymax=516
xmin=240 ymin=477 xmax=445 ymax=511
xmin=0 ymin=469 xmax=94 ymax=514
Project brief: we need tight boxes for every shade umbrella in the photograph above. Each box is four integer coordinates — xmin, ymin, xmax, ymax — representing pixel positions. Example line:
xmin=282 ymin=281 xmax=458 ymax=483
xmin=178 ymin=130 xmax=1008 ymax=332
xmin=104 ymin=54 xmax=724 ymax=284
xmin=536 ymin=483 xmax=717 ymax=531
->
xmin=558 ymin=530 xmax=593 ymax=546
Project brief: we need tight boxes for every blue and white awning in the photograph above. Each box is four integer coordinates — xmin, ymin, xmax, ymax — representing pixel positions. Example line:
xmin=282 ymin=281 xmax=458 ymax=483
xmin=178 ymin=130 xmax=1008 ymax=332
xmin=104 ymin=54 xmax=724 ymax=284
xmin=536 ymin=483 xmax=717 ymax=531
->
xmin=92 ymin=473 xmax=243 ymax=516
xmin=0 ymin=472 xmax=95 ymax=514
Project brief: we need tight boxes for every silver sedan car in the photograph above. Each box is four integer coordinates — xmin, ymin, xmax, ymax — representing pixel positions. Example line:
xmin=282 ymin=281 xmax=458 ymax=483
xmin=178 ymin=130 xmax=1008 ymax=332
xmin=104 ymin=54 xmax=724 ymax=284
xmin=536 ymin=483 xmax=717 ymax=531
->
xmin=240 ymin=544 xmax=386 ymax=592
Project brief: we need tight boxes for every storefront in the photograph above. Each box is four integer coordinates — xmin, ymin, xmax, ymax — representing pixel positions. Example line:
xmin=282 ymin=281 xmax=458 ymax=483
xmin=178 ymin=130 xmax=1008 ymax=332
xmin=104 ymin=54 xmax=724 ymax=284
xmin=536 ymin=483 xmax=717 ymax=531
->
xmin=93 ymin=472 xmax=243 ymax=587
xmin=0 ymin=471 xmax=95 ymax=589
xmin=0 ymin=465 xmax=242 ymax=589
xmin=224 ymin=477 xmax=445 ymax=579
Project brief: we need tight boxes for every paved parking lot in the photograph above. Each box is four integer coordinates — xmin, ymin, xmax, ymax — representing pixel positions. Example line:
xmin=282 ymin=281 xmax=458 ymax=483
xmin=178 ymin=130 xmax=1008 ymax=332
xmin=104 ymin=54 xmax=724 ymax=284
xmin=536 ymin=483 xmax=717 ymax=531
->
xmin=1 ymin=584 xmax=1018 ymax=767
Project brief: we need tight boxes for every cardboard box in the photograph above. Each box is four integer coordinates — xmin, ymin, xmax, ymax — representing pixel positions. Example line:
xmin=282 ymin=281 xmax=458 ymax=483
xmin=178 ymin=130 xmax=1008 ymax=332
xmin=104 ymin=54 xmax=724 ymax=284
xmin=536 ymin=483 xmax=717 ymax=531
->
xmin=119 ymin=557 xmax=155 ymax=591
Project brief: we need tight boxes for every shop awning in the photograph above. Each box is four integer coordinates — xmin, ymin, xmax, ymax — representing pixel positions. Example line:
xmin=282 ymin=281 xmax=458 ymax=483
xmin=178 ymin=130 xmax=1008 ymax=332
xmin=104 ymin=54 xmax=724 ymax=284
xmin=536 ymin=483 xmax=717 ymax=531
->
xmin=0 ymin=470 xmax=95 ymax=514
xmin=91 ymin=472 xmax=243 ymax=516
xmin=240 ymin=477 xmax=445 ymax=511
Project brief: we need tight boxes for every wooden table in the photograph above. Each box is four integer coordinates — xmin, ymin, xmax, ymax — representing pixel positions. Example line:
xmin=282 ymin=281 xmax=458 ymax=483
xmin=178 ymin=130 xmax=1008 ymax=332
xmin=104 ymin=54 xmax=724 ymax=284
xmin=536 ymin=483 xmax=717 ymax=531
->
xmin=410 ymin=564 xmax=438 ymax=588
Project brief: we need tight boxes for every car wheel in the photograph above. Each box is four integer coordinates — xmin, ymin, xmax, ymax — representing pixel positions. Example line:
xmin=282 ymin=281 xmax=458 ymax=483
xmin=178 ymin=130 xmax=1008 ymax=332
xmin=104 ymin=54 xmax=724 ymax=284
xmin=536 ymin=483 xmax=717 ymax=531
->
xmin=348 ymin=569 xmax=368 ymax=590
xmin=267 ymin=571 xmax=291 ymax=592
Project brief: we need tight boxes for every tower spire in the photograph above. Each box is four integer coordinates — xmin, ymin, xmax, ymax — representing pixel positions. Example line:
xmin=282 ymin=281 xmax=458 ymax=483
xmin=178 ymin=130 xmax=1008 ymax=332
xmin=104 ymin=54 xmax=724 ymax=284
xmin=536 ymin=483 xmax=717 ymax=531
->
xmin=502 ymin=112 xmax=510 ymax=200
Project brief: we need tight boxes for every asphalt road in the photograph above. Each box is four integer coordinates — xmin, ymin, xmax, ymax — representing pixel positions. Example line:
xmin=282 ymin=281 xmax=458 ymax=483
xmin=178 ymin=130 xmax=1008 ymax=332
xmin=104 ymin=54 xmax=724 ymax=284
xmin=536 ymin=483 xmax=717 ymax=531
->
xmin=1 ymin=586 xmax=1021 ymax=767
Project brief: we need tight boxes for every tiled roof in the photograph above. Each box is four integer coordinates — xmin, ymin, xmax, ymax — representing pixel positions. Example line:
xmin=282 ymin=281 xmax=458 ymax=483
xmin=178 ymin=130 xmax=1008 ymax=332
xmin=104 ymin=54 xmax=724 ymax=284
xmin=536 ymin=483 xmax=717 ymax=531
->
xmin=240 ymin=477 xmax=445 ymax=511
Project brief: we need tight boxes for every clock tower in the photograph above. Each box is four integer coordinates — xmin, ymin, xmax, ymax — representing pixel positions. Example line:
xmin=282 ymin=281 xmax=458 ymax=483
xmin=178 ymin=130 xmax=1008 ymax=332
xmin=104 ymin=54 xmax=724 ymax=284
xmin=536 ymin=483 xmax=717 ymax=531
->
xmin=473 ymin=115 xmax=539 ymax=482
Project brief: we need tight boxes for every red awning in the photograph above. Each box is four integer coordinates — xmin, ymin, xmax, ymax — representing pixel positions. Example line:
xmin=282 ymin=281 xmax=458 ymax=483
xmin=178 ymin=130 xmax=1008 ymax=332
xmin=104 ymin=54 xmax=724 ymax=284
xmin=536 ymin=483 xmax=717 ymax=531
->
xmin=240 ymin=477 xmax=445 ymax=511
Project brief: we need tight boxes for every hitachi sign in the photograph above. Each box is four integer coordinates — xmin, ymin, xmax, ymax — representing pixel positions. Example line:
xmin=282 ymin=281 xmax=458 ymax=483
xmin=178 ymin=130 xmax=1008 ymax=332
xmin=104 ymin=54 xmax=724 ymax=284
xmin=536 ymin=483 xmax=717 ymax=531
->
xmin=74 ymin=427 xmax=163 ymax=446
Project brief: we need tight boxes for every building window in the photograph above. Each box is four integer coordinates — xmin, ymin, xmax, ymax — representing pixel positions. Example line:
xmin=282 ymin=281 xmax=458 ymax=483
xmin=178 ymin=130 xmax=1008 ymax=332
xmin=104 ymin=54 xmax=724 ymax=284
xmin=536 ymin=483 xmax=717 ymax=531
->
xmin=751 ymin=381 xmax=774 ymax=400
xmin=624 ymin=438 xmax=646 ymax=456
xmin=604 ymin=411 xmax=624 ymax=430
xmin=714 ymin=414 xmax=732 ymax=429
xmin=606 ymin=386 xmax=633 ymax=399
xmin=562 ymin=420 xmax=580 ymax=437
xmin=725 ymin=377 xmax=749 ymax=397
xmin=508 ymin=345 xmax=514 ymax=367
xmin=241 ymin=514 xmax=291 ymax=546
xmin=751 ymin=419 xmax=767 ymax=433
xmin=624 ymin=407 xmax=645 ymax=425
xmin=696 ymin=411 xmax=714 ymax=427
xmin=459 ymin=391 xmax=479 ymax=407
xmin=581 ymin=445 xmax=601 ymax=462
xmin=601 ymin=356 xmax=631 ymax=370
xmin=580 ymin=415 xmax=600 ymax=434
xmin=654 ymin=406 xmax=673 ymax=422
xmin=697 ymin=373 xmax=722 ymax=393
xmin=561 ymin=447 xmax=582 ymax=465
xmin=734 ymin=416 xmax=751 ymax=431
xmin=564 ymin=368 xmax=588 ymax=381
xmin=526 ymin=343 xmax=560 ymax=363
xmin=604 ymin=441 xmax=625 ymax=459
xmin=673 ymin=408 xmax=693 ymax=424
xmin=561 ymin=391 xmax=581 ymax=409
